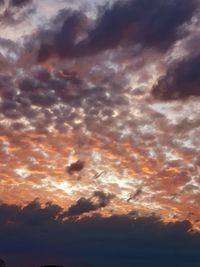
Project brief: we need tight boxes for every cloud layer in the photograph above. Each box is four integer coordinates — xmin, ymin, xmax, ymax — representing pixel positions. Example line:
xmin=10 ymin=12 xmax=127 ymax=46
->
xmin=38 ymin=0 xmax=197 ymax=61
xmin=0 ymin=0 xmax=200 ymax=265
xmin=0 ymin=200 xmax=200 ymax=267
xmin=152 ymin=53 xmax=200 ymax=99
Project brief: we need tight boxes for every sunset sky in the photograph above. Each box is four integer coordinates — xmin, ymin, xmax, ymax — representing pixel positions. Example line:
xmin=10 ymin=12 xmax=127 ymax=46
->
xmin=0 ymin=0 xmax=200 ymax=266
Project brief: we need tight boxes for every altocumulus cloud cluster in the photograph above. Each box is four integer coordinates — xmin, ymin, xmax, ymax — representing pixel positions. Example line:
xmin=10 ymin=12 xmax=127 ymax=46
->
xmin=0 ymin=0 xmax=200 ymax=266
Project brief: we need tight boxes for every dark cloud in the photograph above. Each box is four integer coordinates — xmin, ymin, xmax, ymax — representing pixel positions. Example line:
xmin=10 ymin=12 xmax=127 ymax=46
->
xmin=0 ymin=199 xmax=63 ymax=227
xmin=127 ymin=187 xmax=142 ymax=202
xmin=0 ymin=0 xmax=34 ymax=26
xmin=67 ymin=160 xmax=85 ymax=175
xmin=57 ymin=69 xmax=81 ymax=85
xmin=38 ymin=0 xmax=197 ymax=61
xmin=65 ymin=198 xmax=97 ymax=217
xmin=16 ymin=199 xmax=63 ymax=225
xmin=64 ymin=191 xmax=114 ymax=217
xmin=0 ymin=203 xmax=20 ymax=224
xmin=0 ymin=259 xmax=6 ymax=267
xmin=84 ymin=0 xmax=196 ymax=54
xmin=152 ymin=53 xmax=200 ymax=100
xmin=0 ymin=201 xmax=200 ymax=267
xmin=93 ymin=191 xmax=114 ymax=207
xmin=10 ymin=0 xmax=32 ymax=7
xmin=38 ymin=10 xmax=88 ymax=61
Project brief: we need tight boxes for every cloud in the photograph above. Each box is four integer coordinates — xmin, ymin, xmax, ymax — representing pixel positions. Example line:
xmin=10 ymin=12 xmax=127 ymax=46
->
xmin=0 ymin=203 xmax=20 ymax=224
xmin=10 ymin=0 xmax=32 ymax=7
xmin=67 ymin=160 xmax=85 ymax=175
xmin=0 ymin=0 xmax=200 ymax=254
xmin=16 ymin=199 xmax=63 ymax=225
xmin=152 ymin=53 xmax=200 ymax=100
xmin=0 ymin=259 xmax=6 ymax=267
xmin=0 ymin=0 xmax=35 ymax=26
xmin=38 ymin=0 xmax=197 ymax=61
xmin=64 ymin=191 xmax=114 ymax=217
xmin=127 ymin=187 xmax=143 ymax=202
xmin=38 ymin=10 xmax=88 ymax=62
xmin=0 ymin=201 xmax=200 ymax=267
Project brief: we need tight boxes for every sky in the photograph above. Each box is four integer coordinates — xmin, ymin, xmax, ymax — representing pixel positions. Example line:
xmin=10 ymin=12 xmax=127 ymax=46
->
xmin=0 ymin=0 xmax=200 ymax=266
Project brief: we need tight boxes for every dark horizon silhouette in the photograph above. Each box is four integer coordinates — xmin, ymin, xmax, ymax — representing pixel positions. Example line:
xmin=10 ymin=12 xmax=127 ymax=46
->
xmin=0 ymin=259 xmax=6 ymax=267
xmin=0 ymin=260 xmax=64 ymax=267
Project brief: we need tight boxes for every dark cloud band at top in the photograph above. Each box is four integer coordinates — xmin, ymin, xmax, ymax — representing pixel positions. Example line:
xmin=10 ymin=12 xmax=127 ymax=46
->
xmin=38 ymin=0 xmax=197 ymax=61
xmin=10 ymin=0 xmax=32 ymax=7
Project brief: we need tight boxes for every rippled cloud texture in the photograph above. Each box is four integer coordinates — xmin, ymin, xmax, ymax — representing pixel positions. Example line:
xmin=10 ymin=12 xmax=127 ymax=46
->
xmin=0 ymin=0 xmax=200 ymax=266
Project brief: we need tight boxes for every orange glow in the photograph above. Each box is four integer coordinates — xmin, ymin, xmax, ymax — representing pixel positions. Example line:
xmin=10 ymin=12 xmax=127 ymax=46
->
xmin=0 ymin=131 xmax=199 ymax=229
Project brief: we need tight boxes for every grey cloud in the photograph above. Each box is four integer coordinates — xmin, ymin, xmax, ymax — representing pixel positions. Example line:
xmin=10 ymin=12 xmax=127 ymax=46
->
xmin=152 ymin=53 xmax=200 ymax=100
xmin=38 ymin=0 xmax=197 ymax=61
xmin=64 ymin=191 xmax=114 ymax=217
xmin=0 ymin=201 xmax=200 ymax=267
